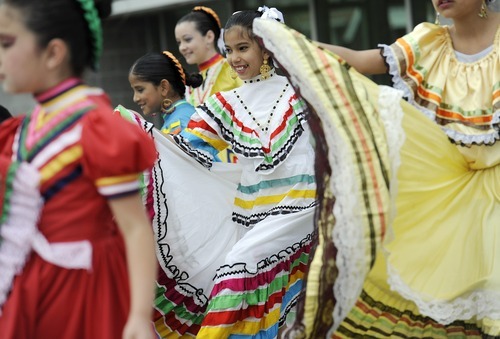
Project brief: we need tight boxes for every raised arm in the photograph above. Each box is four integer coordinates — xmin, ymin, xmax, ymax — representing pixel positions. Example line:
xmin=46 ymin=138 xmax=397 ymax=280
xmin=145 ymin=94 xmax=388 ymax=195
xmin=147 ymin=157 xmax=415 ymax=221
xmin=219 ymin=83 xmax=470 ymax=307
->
xmin=316 ymin=43 xmax=387 ymax=75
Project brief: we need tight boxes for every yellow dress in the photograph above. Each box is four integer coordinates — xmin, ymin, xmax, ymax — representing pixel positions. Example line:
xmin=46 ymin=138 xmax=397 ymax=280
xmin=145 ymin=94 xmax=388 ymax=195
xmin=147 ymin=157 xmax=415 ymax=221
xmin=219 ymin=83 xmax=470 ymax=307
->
xmin=186 ymin=54 xmax=242 ymax=162
xmin=253 ymin=19 xmax=500 ymax=338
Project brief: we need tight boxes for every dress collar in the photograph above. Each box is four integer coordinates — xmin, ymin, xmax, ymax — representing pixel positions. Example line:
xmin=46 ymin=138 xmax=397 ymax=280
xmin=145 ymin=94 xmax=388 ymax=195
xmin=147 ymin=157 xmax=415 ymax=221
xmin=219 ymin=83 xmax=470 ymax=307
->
xmin=35 ymin=77 xmax=83 ymax=104
xmin=243 ymin=68 xmax=276 ymax=84
xmin=198 ymin=54 xmax=224 ymax=72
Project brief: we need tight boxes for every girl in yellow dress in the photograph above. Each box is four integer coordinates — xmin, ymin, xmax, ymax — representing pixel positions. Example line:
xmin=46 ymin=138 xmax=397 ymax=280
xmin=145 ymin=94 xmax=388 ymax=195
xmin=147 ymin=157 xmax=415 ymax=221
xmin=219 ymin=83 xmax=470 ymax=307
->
xmin=252 ymin=0 xmax=500 ymax=337
xmin=175 ymin=6 xmax=241 ymax=162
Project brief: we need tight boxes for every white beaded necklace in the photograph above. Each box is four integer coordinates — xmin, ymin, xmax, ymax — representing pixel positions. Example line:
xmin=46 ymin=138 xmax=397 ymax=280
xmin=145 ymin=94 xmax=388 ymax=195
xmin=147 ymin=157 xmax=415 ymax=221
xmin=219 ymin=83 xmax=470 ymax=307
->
xmin=233 ymin=82 xmax=289 ymax=133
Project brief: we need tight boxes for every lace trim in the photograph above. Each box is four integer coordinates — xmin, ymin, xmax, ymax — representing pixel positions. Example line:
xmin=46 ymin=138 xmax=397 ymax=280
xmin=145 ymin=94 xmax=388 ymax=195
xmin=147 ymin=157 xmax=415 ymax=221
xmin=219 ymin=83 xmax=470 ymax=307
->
xmin=0 ymin=163 xmax=42 ymax=313
xmin=213 ymin=232 xmax=313 ymax=278
xmin=256 ymin=26 xmax=368 ymax=333
xmin=380 ymin=44 xmax=437 ymax=122
xmin=377 ymin=86 xmax=405 ymax=238
xmin=327 ymin=116 xmax=366 ymax=333
xmin=387 ymin=262 xmax=500 ymax=324
xmin=232 ymin=201 xmax=318 ymax=228
xmin=443 ymin=127 xmax=500 ymax=146
xmin=443 ymin=109 xmax=500 ymax=146
xmin=381 ymin=44 xmax=500 ymax=146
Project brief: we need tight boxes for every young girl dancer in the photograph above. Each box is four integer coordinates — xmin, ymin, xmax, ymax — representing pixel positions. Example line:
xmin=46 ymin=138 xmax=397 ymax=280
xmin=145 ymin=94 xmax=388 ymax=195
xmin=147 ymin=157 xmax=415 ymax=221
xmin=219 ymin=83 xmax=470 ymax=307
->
xmin=252 ymin=0 xmax=499 ymax=337
xmin=175 ymin=6 xmax=241 ymax=107
xmin=140 ymin=7 xmax=317 ymax=339
xmin=126 ymin=51 xmax=202 ymax=135
xmin=0 ymin=0 xmax=157 ymax=338
xmin=175 ymin=5 xmax=242 ymax=163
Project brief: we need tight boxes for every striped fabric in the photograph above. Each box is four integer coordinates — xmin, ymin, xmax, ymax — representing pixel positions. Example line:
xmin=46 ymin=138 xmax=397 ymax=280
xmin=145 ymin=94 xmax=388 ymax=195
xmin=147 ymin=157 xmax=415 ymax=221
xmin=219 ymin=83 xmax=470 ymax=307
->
xmin=16 ymin=81 xmax=141 ymax=200
xmin=184 ymin=77 xmax=316 ymax=228
xmin=196 ymin=90 xmax=308 ymax=172
xmin=118 ymin=67 xmax=317 ymax=336
xmin=254 ymin=18 xmax=500 ymax=339
xmin=334 ymin=284 xmax=483 ymax=339
xmin=197 ymin=234 xmax=313 ymax=339
xmin=255 ymin=18 xmax=391 ymax=336
xmin=15 ymin=82 xmax=94 ymax=199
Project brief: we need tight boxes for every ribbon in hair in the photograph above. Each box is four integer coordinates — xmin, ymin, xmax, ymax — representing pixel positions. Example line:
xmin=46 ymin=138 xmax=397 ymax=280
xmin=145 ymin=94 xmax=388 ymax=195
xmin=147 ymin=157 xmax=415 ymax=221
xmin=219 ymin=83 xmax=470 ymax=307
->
xmin=75 ymin=0 xmax=103 ymax=71
xmin=257 ymin=6 xmax=285 ymax=23
xmin=193 ymin=6 xmax=222 ymax=28
xmin=163 ymin=51 xmax=186 ymax=85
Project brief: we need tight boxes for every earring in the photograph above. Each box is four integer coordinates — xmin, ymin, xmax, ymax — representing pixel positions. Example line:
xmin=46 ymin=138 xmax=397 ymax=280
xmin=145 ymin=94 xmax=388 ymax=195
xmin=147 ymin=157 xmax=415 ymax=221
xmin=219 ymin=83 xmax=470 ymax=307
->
xmin=161 ymin=98 xmax=175 ymax=114
xmin=260 ymin=59 xmax=271 ymax=80
xmin=478 ymin=0 xmax=488 ymax=18
xmin=434 ymin=12 xmax=440 ymax=25
xmin=230 ymin=68 xmax=238 ymax=80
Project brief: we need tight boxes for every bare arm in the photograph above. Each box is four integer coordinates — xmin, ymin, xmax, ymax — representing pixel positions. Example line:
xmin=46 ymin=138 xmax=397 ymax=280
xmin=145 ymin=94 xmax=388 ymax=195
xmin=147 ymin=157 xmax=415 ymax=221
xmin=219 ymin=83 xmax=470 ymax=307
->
xmin=108 ymin=193 xmax=156 ymax=339
xmin=316 ymin=43 xmax=387 ymax=75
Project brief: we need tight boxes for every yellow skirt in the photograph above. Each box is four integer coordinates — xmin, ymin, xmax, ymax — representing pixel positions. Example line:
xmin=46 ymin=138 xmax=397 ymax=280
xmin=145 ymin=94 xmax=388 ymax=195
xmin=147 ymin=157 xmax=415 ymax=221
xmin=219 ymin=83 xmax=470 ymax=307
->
xmin=253 ymin=19 xmax=500 ymax=338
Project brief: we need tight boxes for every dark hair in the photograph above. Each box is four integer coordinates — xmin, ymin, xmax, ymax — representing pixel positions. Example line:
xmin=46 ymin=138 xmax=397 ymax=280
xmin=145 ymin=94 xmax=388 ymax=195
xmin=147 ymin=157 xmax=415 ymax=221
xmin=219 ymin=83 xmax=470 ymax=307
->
xmin=224 ymin=10 xmax=262 ymax=40
xmin=4 ymin=0 xmax=112 ymax=76
xmin=224 ymin=10 xmax=277 ymax=67
xmin=0 ymin=105 xmax=12 ymax=123
xmin=129 ymin=53 xmax=202 ymax=98
xmin=177 ymin=7 xmax=221 ymax=47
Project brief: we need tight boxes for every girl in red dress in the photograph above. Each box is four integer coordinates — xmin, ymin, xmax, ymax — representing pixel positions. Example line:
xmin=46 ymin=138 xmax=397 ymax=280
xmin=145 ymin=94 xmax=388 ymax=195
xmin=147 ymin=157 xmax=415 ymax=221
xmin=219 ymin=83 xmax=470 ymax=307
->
xmin=0 ymin=0 xmax=157 ymax=338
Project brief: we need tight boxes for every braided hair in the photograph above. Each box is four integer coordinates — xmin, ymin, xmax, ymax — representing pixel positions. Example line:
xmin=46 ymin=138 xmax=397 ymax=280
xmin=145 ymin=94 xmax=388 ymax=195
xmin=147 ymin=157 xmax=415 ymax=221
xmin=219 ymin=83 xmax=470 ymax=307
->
xmin=129 ymin=52 xmax=202 ymax=98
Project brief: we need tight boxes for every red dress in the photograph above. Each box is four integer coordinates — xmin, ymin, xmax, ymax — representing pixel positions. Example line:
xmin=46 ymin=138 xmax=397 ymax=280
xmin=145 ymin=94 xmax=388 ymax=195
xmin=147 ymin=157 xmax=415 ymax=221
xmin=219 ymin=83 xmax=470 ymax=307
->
xmin=0 ymin=78 xmax=156 ymax=338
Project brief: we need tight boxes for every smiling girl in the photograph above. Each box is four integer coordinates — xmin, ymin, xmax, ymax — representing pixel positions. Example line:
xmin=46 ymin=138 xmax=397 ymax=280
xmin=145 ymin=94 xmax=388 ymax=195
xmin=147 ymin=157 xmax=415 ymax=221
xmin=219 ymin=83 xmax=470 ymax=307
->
xmin=127 ymin=51 xmax=202 ymax=135
xmin=140 ymin=7 xmax=317 ymax=339
xmin=175 ymin=6 xmax=241 ymax=108
xmin=175 ymin=6 xmax=242 ymax=163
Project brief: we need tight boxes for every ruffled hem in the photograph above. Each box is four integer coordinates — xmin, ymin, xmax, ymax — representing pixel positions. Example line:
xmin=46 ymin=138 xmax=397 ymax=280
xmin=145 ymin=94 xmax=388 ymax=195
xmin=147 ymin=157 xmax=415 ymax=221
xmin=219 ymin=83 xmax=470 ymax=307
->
xmin=387 ymin=262 xmax=500 ymax=325
xmin=197 ymin=233 xmax=313 ymax=337
xmin=152 ymin=270 xmax=206 ymax=338
xmin=333 ymin=280 xmax=485 ymax=339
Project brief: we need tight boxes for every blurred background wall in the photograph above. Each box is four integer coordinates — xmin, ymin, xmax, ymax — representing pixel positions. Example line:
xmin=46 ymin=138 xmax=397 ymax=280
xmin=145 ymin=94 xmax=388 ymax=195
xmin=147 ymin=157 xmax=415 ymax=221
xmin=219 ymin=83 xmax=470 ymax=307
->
xmin=1 ymin=0 xmax=437 ymax=117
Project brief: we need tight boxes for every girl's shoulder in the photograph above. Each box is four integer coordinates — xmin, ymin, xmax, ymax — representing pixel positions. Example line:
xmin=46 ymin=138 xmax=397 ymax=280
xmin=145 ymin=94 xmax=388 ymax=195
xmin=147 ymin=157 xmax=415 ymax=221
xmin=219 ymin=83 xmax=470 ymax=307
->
xmin=400 ymin=22 xmax=450 ymax=55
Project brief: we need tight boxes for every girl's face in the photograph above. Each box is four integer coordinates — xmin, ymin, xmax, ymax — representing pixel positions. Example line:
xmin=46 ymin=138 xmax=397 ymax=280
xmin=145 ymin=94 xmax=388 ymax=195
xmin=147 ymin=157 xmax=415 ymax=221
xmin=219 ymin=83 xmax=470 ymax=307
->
xmin=224 ymin=26 xmax=268 ymax=81
xmin=175 ymin=21 xmax=214 ymax=65
xmin=128 ymin=73 xmax=164 ymax=116
xmin=0 ymin=5 xmax=47 ymax=94
xmin=432 ymin=0 xmax=483 ymax=20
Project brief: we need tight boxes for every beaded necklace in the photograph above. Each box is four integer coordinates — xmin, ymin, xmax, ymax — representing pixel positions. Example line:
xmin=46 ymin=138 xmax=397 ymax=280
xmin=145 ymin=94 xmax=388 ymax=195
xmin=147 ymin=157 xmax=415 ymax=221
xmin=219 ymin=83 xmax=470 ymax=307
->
xmin=233 ymin=82 xmax=289 ymax=133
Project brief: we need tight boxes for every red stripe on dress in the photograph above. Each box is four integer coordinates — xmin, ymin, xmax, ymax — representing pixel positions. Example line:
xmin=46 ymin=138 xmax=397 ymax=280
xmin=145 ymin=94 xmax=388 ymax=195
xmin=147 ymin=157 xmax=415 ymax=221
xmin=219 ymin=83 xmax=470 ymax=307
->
xmin=201 ymin=290 xmax=285 ymax=327
xmin=318 ymin=48 xmax=387 ymax=239
xmin=210 ymin=246 xmax=309 ymax=295
xmin=214 ymin=92 xmax=256 ymax=135
xmin=156 ymin=269 xmax=208 ymax=314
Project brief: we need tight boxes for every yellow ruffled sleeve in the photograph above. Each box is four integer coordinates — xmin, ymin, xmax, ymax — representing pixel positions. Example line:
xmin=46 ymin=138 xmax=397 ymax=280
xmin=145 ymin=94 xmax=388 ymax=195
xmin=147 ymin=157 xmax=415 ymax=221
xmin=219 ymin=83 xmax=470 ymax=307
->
xmin=381 ymin=23 xmax=500 ymax=149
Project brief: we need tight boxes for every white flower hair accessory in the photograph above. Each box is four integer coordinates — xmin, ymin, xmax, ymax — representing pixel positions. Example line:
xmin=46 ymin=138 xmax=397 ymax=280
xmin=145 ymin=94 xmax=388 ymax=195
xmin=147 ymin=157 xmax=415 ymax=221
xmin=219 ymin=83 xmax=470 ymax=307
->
xmin=217 ymin=28 xmax=226 ymax=55
xmin=258 ymin=6 xmax=285 ymax=23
